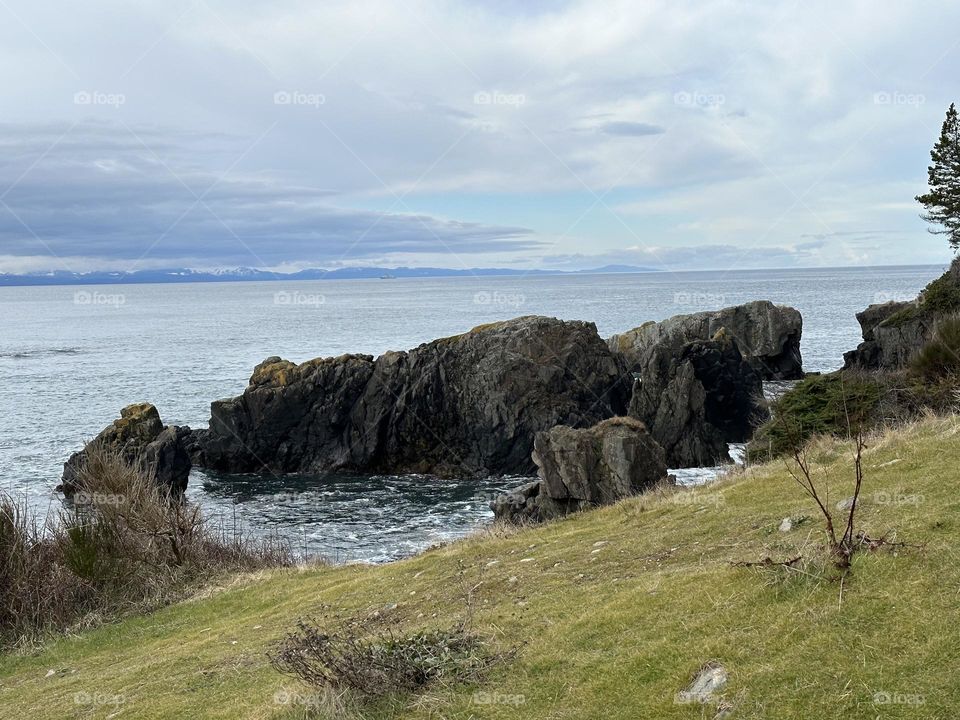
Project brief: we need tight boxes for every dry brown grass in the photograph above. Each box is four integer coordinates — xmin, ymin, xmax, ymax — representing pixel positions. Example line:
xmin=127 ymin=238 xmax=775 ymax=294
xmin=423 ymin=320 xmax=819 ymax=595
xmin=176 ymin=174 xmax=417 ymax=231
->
xmin=0 ymin=444 xmax=296 ymax=649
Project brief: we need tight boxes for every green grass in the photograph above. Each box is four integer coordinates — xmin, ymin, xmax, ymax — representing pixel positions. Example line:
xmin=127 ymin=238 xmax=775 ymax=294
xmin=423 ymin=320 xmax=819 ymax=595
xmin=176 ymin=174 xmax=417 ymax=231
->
xmin=3 ymin=415 xmax=960 ymax=718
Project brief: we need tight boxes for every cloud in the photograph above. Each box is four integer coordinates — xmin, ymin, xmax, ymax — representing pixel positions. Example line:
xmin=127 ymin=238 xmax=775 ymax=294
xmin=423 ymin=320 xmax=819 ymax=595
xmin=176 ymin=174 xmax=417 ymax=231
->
xmin=0 ymin=122 xmax=539 ymax=271
xmin=597 ymin=121 xmax=665 ymax=137
xmin=0 ymin=0 xmax=957 ymax=271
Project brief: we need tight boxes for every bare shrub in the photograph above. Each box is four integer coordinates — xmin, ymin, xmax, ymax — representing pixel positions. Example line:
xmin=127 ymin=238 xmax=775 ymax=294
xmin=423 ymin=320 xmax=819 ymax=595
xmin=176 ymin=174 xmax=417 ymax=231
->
xmin=0 ymin=446 xmax=296 ymax=648
xmin=761 ymin=376 xmax=874 ymax=574
xmin=0 ymin=495 xmax=91 ymax=647
xmin=269 ymin=620 xmax=507 ymax=698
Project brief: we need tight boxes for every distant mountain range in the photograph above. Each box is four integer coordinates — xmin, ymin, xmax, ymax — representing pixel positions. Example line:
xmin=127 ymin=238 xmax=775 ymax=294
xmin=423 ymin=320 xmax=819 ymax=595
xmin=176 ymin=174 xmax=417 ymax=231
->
xmin=0 ymin=265 xmax=659 ymax=287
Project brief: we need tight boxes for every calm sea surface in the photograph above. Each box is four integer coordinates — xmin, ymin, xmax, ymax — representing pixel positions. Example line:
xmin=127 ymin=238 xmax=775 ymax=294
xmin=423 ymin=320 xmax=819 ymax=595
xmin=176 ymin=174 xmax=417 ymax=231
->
xmin=0 ymin=265 xmax=944 ymax=561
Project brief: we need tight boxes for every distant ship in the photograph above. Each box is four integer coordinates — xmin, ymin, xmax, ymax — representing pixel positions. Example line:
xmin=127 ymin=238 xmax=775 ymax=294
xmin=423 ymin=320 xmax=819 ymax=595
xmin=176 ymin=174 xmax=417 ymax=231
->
xmin=379 ymin=274 xmax=397 ymax=279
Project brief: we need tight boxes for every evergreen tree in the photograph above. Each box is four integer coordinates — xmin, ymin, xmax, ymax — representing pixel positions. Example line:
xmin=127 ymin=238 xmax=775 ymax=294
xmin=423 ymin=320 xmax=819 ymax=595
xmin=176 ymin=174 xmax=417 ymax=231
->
xmin=916 ymin=103 xmax=960 ymax=250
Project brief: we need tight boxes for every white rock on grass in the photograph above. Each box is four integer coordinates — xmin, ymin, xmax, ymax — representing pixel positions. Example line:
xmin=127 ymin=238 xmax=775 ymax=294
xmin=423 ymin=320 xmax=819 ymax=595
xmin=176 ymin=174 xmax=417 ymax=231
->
xmin=676 ymin=663 xmax=728 ymax=704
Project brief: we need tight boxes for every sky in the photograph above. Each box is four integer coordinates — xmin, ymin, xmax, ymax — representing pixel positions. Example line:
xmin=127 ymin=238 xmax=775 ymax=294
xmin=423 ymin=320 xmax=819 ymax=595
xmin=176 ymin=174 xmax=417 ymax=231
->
xmin=0 ymin=0 xmax=958 ymax=274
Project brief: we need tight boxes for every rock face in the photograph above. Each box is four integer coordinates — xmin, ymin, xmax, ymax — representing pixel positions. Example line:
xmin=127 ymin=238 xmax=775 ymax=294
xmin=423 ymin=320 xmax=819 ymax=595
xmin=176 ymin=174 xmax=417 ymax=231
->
xmin=60 ymin=403 xmax=192 ymax=495
xmin=608 ymin=300 xmax=803 ymax=380
xmin=842 ymin=301 xmax=928 ymax=370
xmin=190 ymin=316 xmax=626 ymax=478
xmin=844 ymin=260 xmax=960 ymax=371
xmin=628 ymin=331 xmax=766 ymax=468
xmin=491 ymin=417 xmax=668 ymax=523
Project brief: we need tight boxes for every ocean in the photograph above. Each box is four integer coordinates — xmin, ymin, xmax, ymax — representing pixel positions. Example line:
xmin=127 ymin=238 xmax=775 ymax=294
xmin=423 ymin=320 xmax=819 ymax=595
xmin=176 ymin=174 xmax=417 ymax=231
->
xmin=0 ymin=264 xmax=944 ymax=562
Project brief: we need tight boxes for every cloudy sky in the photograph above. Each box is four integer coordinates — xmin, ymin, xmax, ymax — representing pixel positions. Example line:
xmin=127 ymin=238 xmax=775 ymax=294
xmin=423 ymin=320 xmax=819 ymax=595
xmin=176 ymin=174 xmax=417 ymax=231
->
xmin=0 ymin=0 xmax=957 ymax=273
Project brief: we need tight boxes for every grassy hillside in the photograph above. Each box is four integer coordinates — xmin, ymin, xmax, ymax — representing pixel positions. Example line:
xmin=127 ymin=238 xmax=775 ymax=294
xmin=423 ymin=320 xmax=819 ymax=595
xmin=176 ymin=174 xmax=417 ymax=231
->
xmin=2 ymin=415 xmax=959 ymax=719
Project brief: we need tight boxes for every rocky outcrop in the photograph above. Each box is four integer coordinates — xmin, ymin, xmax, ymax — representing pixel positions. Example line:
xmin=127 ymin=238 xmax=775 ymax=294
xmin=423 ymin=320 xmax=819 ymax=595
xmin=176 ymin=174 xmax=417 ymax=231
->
xmin=60 ymin=403 xmax=192 ymax=495
xmin=842 ymin=301 xmax=928 ymax=370
xmin=491 ymin=417 xmax=668 ymax=523
xmin=628 ymin=331 xmax=766 ymax=467
xmin=608 ymin=300 xmax=803 ymax=380
xmin=844 ymin=259 xmax=960 ymax=371
xmin=190 ymin=316 xmax=627 ymax=478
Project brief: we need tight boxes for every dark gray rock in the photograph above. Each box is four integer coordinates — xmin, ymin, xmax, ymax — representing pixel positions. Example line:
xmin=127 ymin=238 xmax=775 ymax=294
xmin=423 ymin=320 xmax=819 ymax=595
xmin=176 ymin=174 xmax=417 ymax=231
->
xmin=609 ymin=300 xmax=803 ymax=380
xmin=491 ymin=417 xmax=669 ymax=523
xmin=191 ymin=353 xmax=377 ymax=474
xmin=60 ymin=403 xmax=191 ymax=495
xmin=843 ymin=259 xmax=960 ymax=371
xmin=842 ymin=301 xmax=928 ymax=370
xmin=191 ymin=316 xmax=626 ymax=478
xmin=490 ymin=480 xmax=542 ymax=522
xmin=629 ymin=331 xmax=767 ymax=467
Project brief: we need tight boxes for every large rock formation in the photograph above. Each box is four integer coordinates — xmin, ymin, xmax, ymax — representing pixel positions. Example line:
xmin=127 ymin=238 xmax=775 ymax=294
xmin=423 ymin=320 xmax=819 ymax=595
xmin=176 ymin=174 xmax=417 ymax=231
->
xmin=491 ymin=417 xmax=668 ymax=523
xmin=842 ymin=301 xmax=927 ymax=370
xmin=190 ymin=316 xmax=627 ymax=478
xmin=608 ymin=300 xmax=803 ymax=380
xmin=628 ymin=331 xmax=766 ymax=468
xmin=60 ymin=403 xmax=192 ymax=495
xmin=844 ymin=259 xmax=960 ymax=371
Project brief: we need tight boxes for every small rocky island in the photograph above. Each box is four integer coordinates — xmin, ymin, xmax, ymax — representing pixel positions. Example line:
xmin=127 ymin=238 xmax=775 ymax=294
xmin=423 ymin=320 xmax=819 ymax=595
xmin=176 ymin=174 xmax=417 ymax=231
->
xmin=63 ymin=300 xmax=804 ymax=521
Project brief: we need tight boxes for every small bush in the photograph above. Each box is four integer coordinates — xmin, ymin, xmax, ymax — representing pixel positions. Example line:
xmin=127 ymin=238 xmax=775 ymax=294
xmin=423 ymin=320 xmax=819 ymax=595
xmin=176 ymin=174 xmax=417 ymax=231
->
xmin=910 ymin=314 xmax=960 ymax=380
xmin=747 ymin=373 xmax=883 ymax=462
xmin=0 ymin=446 xmax=296 ymax=648
xmin=0 ymin=496 xmax=90 ymax=646
xmin=270 ymin=619 xmax=508 ymax=699
xmin=883 ymin=261 xmax=960 ymax=327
